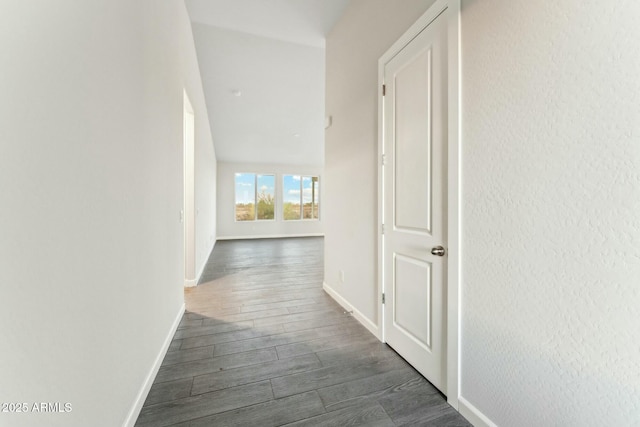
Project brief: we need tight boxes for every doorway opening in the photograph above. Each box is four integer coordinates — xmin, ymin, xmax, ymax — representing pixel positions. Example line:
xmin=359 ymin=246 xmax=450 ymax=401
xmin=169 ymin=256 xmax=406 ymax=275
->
xmin=184 ymin=91 xmax=196 ymax=287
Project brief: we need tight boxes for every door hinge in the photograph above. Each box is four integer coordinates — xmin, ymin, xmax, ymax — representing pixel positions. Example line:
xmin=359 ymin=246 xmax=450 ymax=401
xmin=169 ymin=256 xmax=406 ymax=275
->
xmin=382 ymin=293 xmax=386 ymax=304
xmin=381 ymin=154 xmax=386 ymax=166
xmin=382 ymin=84 xmax=386 ymax=96
xmin=381 ymin=224 xmax=385 ymax=235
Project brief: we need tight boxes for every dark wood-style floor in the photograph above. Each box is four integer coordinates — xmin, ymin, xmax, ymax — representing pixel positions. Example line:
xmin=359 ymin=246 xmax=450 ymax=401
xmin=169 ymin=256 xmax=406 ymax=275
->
xmin=135 ymin=237 xmax=471 ymax=426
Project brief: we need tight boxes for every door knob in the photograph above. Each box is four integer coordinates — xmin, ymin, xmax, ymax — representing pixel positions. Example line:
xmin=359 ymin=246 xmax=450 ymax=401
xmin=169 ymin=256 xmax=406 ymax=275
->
xmin=431 ymin=246 xmax=446 ymax=256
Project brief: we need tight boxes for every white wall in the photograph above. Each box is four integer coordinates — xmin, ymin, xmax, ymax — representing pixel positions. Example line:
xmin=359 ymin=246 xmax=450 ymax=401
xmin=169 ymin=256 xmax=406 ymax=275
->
xmin=326 ymin=0 xmax=640 ymax=426
xmin=0 ymin=1 xmax=216 ymax=426
xmin=459 ymin=1 xmax=640 ymax=425
xmin=195 ymin=138 xmax=217 ymax=281
xmin=217 ymin=162 xmax=323 ymax=239
xmin=324 ymin=0 xmax=436 ymax=327
xmin=193 ymin=97 xmax=217 ymax=282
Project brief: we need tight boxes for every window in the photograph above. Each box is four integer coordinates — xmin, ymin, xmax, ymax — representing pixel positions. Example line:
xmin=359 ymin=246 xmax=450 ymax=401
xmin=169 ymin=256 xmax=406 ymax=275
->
xmin=283 ymin=175 xmax=319 ymax=220
xmin=235 ymin=173 xmax=275 ymax=221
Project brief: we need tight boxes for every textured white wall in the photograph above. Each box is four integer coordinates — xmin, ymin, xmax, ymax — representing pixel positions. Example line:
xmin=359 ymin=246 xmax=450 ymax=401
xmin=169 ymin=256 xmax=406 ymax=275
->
xmin=324 ymin=0 xmax=436 ymax=326
xmin=217 ymin=162 xmax=324 ymax=239
xmin=0 ymin=1 xmax=216 ymax=426
xmin=460 ymin=0 xmax=640 ymax=425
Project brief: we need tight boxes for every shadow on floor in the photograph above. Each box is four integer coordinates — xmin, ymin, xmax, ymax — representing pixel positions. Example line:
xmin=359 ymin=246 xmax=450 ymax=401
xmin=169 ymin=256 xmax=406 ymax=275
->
xmin=136 ymin=237 xmax=470 ymax=427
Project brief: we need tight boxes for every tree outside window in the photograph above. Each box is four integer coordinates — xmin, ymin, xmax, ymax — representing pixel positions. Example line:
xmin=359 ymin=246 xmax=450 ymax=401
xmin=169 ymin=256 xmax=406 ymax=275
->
xmin=256 ymin=175 xmax=275 ymax=220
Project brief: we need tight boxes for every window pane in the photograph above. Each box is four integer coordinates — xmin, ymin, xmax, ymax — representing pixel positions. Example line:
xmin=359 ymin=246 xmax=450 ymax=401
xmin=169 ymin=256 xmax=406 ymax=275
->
xmin=256 ymin=175 xmax=275 ymax=220
xmin=235 ymin=173 xmax=255 ymax=221
xmin=301 ymin=176 xmax=319 ymax=219
xmin=312 ymin=177 xmax=319 ymax=219
xmin=302 ymin=177 xmax=313 ymax=219
xmin=283 ymin=175 xmax=301 ymax=220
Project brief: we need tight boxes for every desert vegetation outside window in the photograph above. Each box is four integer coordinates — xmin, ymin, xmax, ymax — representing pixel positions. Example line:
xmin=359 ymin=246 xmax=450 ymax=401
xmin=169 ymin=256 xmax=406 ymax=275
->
xmin=283 ymin=175 xmax=319 ymax=220
xmin=235 ymin=173 xmax=275 ymax=221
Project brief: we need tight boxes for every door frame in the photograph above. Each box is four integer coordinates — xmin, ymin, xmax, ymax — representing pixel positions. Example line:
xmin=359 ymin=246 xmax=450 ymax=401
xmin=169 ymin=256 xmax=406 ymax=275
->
xmin=183 ymin=90 xmax=196 ymax=288
xmin=377 ymin=0 xmax=461 ymax=409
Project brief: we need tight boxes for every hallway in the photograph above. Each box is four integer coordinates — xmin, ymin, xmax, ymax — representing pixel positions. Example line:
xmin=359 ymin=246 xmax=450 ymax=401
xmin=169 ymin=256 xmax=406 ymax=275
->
xmin=136 ymin=237 xmax=470 ymax=426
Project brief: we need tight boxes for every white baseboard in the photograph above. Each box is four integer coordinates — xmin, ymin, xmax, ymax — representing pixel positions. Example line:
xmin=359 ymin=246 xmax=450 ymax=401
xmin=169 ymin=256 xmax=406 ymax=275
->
xmin=322 ymin=281 xmax=381 ymax=341
xmin=184 ymin=279 xmax=197 ymax=288
xmin=217 ymin=233 xmax=324 ymax=240
xmin=458 ymin=396 xmax=497 ymax=427
xmin=124 ymin=302 xmax=185 ymax=427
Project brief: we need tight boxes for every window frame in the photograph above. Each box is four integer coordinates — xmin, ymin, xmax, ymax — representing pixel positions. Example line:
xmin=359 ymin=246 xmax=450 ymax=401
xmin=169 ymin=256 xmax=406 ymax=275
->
xmin=282 ymin=174 xmax=320 ymax=221
xmin=234 ymin=172 xmax=276 ymax=222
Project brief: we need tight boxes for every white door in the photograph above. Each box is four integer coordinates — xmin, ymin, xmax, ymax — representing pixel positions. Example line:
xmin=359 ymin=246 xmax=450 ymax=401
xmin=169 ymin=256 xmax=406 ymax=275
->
xmin=382 ymin=10 xmax=448 ymax=393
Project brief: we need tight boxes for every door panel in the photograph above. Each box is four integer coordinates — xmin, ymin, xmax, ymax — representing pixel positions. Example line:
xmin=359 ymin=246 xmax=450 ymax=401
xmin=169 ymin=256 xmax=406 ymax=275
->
xmin=383 ymin=10 xmax=448 ymax=393
xmin=394 ymin=48 xmax=432 ymax=234
xmin=394 ymin=254 xmax=432 ymax=349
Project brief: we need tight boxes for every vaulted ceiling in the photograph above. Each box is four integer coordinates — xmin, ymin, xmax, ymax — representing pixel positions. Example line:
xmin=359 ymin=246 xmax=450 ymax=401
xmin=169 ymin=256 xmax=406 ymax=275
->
xmin=185 ymin=0 xmax=350 ymax=166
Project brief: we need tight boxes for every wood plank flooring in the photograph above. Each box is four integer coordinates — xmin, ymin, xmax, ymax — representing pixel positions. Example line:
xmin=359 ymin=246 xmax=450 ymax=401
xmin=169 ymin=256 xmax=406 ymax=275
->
xmin=136 ymin=237 xmax=471 ymax=426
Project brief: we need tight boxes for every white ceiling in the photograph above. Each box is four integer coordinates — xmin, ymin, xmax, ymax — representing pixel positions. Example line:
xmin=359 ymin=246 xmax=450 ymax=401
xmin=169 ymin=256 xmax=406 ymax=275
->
xmin=185 ymin=0 xmax=351 ymax=166
xmin=186 ymin=0 xmax=349 ymax=48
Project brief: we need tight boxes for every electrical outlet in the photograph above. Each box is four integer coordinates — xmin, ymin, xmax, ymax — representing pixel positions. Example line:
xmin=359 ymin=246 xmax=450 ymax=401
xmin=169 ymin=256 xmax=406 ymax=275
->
xmin=339 ymin=270 xmax=345 ymax=283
